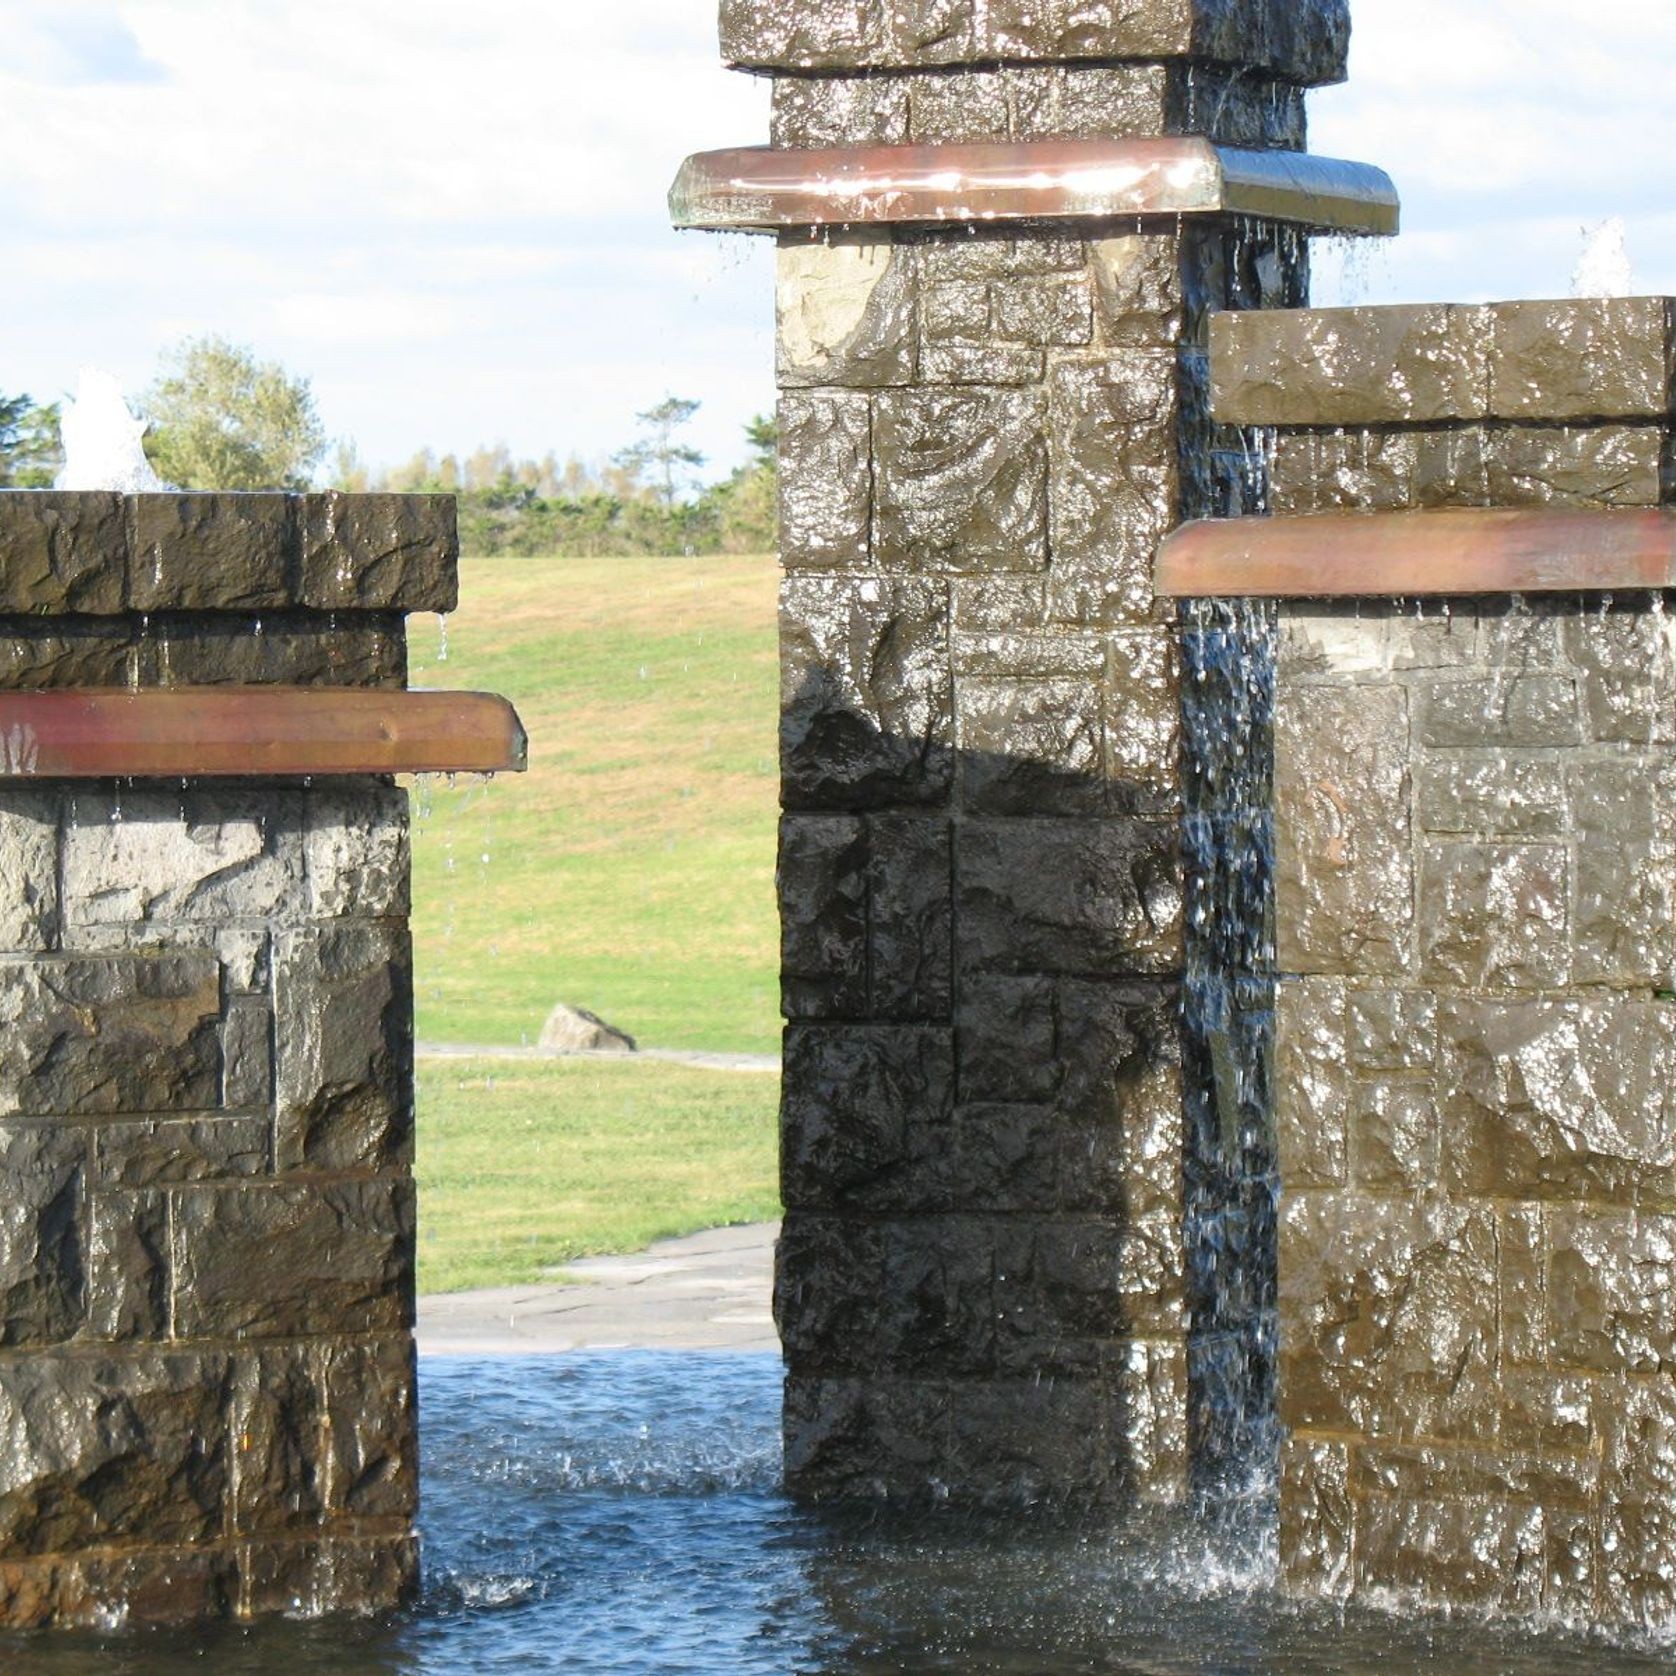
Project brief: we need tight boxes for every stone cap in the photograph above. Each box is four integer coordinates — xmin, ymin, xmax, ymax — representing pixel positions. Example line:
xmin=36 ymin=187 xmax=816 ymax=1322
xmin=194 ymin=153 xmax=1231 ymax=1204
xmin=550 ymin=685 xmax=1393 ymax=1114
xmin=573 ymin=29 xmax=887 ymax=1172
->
xmin=0 ymin=491 xmax=458 ymax=618
xmin=1210 ymin=298 xmax=1676 ymax=427
xmin=719 ymin=0 xmax=1351 ymax=86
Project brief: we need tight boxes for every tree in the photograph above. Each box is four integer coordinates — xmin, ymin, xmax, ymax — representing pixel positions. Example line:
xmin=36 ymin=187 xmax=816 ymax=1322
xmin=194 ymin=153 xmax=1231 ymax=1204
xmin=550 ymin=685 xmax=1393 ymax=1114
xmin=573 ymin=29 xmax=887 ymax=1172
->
xmin=144 ymin=336 xmax=327 ymax=490
xmin=613 ymin=396 xmax=704 ymax=509
xmin=0 ymin=394 xmax=62 ymax=487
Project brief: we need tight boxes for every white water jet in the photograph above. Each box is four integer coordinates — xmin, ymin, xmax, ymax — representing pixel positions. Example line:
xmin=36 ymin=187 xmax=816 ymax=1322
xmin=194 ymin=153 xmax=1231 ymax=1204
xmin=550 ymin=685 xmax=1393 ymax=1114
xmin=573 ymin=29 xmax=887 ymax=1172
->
xmin=1570 ymin=216 xmax=1636 ymax=299
xmin=54 ymin=368 xmax=170 ymax=492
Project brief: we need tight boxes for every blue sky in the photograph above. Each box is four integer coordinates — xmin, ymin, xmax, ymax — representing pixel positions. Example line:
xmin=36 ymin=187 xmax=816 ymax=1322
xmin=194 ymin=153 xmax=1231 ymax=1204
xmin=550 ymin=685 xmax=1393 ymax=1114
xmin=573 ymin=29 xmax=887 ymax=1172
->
xmin=0 ymin=0 xmax=1669 ymax=480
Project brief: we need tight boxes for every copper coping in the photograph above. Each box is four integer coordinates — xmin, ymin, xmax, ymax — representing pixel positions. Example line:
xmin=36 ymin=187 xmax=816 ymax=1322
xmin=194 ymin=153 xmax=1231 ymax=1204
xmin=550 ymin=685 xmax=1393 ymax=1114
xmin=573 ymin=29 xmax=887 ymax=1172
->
xmin=0 ymin=688 xmax=528 ymax=780
xmin=670 ymin=137 xmax=1400 ymax=237
xmin=1155 ymin=508 xmax=1676 ymax=599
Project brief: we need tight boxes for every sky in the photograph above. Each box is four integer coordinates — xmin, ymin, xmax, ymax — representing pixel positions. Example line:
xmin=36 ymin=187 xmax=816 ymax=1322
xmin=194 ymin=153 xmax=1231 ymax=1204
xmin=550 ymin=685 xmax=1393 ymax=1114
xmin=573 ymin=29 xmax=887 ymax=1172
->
xmin=0 ymin=0 xmax=1671 ymax=480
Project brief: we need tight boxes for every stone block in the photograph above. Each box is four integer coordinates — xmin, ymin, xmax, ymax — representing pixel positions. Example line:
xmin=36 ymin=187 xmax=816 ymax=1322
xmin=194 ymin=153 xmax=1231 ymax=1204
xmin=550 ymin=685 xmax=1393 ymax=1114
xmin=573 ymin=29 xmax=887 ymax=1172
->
xmin=957 ymin=817 xmax=1181 ymax=976
xmin=868 ymin=814 xmax=952 ymax=1017
xmin=775 ymin=1214 xmax=888 ymax=1367
xmin=1114 ymin=1337 xmax=1188 ymax=1503
xmin=1599 ymin=1500 xmax=1676 ymax=1628
xmin=957 ymin=676 xmax=1102 ymax=815
xmin=781 ymin=1026 xmax=954 ymax=1212
xmin=951 ymin=1102 xmax=1064 ymax=1213
xmin=1353 ymin=1495 xmax=1546 ymax=1615
xmin=0 ymin=1127 xmax=84 ymax=1347
xmin=94 ymin=1116 xmax=269 ymax=1188
xmin=951 ymin=576 xmax=1046 ymax=632
xmin=1413 ymin=752 xmax=1566 ymax=837
xmin=1349 ymin=1079 xmax=1436 ymax=1193
xmin=0 ymin=952 xmax=222 ymax=1118
xmin=1105 ymin=627 xmax=1181 ymax=812
xmin=781 ymin=574 xmax=953 ymax=810
xmin=1547 ymin=1207 xmax=1676 ymax=1373
xmin=957 ymin=975 xmax=1057 ymax=1103
xmin=0 ymin=1350 xmax=230 ymax=1554
xmin=778 ymin=393 xmax=873 ymax=571
xmin=782 ymin=1373 xmax=952 ymax=1500
xmin=236 ymin=1535 xmax=416 ymax=1620
xmin=1011 ymin=64 xmax=1175 ymax=143
xmin=1274 ymin=682 xmax=1413 ymax=976
xmin=1344 ymin=988 xmax=1436 ymax=1072
xmin=1416 ymin=673 xmax=1580 ymax=749
xmin=993 ymin=1218 xmax=1142 ymax=1375
xmin=1046 ymin=356 xmax=1177 ymax=626
xmin=778 ymin=242 xmax=916 ymax=390
xmin=874 ymin=389 xmax=1047 ymax=572
xmin=1499 ymin=1205 xmax=1547 ymax=1370
xmin=304 ymin=780 xmax=410 ymax=917
xmin=907 ymin=67 xmax=1008 ymax=141
xmin=1280 ymin=1436 xmax=1354 ymax=1599
xmin=779 ymin=816 xmax=867 ymax=1018
xmin=321 ymin=1338 xmax=418 ymax=1521
xmin=1418 ymin=840 xmax=1568 ymax=989
xmin=1564 ymin=605 xmax=1676 ymax=745
xmin=1211 ymin=305 xmax=1490 ymax=427
xmin=0 ymin=791 xmax=59 ymax=952
xmin=1091 ymin=235 xmax=1185 ymax=350
xmin=85 ymin=1189 xmax=169 ymax=1339
xmin=1273 ymin=981 xmax=1348 ymax=1189
xmin=221 ymin=999 xmax=274 ymax=1108
xmin=1441 ymin=999 xmax=1676 ymax=1206
xmin=1488 ymin=297 xmax=1671 ymax=421
xmin=770 ymin=74 xmax=911 ymax=148
xmin=0 ymin=620 xmax=134 ymax=690
xmin=0 ymin=1546 xmax=238 ymax=1630
xmin=876 ymin=1216 xmax=998 ymax=1374
xmin=171 ymin=1179 xmax=412 ymax=1340
xmin=1278 ymin=603 xmax=1479 ymax=677
xmin=274 ymin=924 xmax=413 ymax=1173
xmin=128 ymin=494 xmax=296 ymax=612
xmin=0 ymin=493 xmax=124 ymax=616
xmin=62 ymin=788 xmax=304 ymax=927
xmin=300 ymin=492 xmax=457 ymax=612
xmin=1485 ymin=424 xmax=1664 ymax=506
xmin=138 ymin=612 xmax=409 ymax=689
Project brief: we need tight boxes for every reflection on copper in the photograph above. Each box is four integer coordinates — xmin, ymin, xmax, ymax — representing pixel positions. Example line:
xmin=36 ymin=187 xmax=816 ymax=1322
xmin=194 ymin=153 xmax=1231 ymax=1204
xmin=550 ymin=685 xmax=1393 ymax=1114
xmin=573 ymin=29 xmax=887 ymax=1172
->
xmin=670 ymin=137 xmax=1399 ymax=236
xmin=1155 ymin=508 xmax=1676 ymax=599
xmin=0 ymin=688 xmax=529 ymax=780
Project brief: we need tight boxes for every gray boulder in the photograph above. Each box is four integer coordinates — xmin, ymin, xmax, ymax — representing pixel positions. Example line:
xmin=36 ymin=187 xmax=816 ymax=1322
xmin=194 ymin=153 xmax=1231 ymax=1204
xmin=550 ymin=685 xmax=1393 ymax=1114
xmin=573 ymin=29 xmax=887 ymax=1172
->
xmin=538 ymin=1003 xmax=637 ymax=1055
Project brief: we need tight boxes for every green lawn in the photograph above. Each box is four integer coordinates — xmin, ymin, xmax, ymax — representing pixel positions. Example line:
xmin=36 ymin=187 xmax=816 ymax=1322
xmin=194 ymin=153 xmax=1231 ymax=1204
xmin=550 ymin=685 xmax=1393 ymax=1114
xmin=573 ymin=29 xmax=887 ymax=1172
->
xmin=408 ymin=554 xmax=780 ymax=1054
xmin=408 ymin=553 xmax=784 ymax=1294
xmin=416 ymin=1056 xmax=780 ymax=1294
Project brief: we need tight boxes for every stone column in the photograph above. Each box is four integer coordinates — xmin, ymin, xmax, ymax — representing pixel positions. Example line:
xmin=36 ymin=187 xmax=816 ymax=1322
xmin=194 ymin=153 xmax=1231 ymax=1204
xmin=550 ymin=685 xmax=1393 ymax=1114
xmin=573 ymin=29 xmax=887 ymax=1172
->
xmin=740 ymin=0 xmax=1351 ymax=1502
xmin=0 ymin=491 xmax=453 ymax=1627
xmin=1212 ymin=298 xmax=1676 ymax=1629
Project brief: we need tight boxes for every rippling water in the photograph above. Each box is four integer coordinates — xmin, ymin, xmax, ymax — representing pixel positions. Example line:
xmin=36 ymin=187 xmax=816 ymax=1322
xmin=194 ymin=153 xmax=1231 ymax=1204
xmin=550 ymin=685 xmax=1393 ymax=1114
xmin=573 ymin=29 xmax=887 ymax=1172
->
xmin=5 ymin=1353 xmax=1676 ymax=1674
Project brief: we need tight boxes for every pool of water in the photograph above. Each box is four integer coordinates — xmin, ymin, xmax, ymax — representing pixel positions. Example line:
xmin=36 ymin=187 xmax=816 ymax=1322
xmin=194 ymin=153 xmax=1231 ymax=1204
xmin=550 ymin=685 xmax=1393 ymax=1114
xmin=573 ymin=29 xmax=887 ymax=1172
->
xmin=4 ymin=1353 xmax=1676 ymax=1674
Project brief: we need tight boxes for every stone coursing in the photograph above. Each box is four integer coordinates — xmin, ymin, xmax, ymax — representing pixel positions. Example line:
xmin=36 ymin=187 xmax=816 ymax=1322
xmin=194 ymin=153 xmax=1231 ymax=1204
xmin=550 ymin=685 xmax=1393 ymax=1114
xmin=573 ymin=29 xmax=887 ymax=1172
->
xmin=764 ymin=0 xmax=1321 ymax=1498
xmin=1227 ymin=300 xmax=1676 ymax=1629
xmin=0 ymin=491 xmax=442 ymax=1627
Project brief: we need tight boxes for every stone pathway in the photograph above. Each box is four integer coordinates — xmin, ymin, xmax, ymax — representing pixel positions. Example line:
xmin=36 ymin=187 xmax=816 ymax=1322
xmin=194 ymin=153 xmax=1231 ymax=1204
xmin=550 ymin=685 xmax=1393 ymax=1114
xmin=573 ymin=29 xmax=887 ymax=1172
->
xmin=417 ymin=1042 xmax=780 ymax=1074
xmin=416 ymin=1221 xmax=781 ymax=1355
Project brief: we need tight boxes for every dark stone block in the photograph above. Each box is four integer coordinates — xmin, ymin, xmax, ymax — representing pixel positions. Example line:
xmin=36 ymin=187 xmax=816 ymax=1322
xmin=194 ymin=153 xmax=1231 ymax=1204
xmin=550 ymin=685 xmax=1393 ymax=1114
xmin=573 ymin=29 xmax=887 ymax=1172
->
xmin=0 ymin=1547 xmax=239 ymax=1630
xmin=1488 ymin=298 xmax=1672 ymax=422
xmin=783 ymin=1374 xmax=951 ymax=1500
xmin=868 ymin=814 xmax=952 ymax=1018
xmin=128 ymin=494 xmax=296 ymax=612
xmin=957 ymin=675 xmax=1103 ymax=814
xmin=322 ymin=1338 xmax=418 ymax=1521
xmin=993 ymin=1218 xmax=1138 ymax=1375
xmin=957 ymin=817 xmax=1182 ymax=976
xmin=778 ymin=394 xmax=872 ymax=576
xmin=779 ymin=816 xmax=868 ymax=1018
xmin=138 ymin=612 xmax=408 ymax=688
xmin=943 ymin=1376 xmax=1125 ymax=1505
xmin=781 ymin=1025 xmax=954 ymax=1210
xmin=874 ymin=389 xmax=1047 ymax=572
xmin=877 ymin=1216 xmax=997 ymax=1375
xmin=0 ymin=1127 xmax=84 ymax=1347
xmin=0 ymin=1350 xmax=230 ymax=1555
xmin=274 ymin=924 xmax=413 ymax=1173
xmin=300 ymin=492 xmax=457 ymax=612
xmin=781 ymin=574 xmax=953 ymax=810
xmin=85 ymin=1189 xmax=169 ymax=1340
xmin=0 ymin=952 xmax=222 ymax=1118
xmin=957 ymin=975 xmax=1058 ymax=1101
xmin=775 ymin=1214 xmax=888 ymax=1366
xmin=222 ymin=999 xmax=274 ymax=1108
xmin=0 ymin=619 xmax=134 ymax=690
xmin=236 ymin=1535 xmax=417 ymax=1619
xmin=172 ymin=1178 xmax=413 ymax=1340
xmin=94 ymin=1116 xmax=269 ymax=1189
xmin=0 ymin=493 xmax=125 ymax=616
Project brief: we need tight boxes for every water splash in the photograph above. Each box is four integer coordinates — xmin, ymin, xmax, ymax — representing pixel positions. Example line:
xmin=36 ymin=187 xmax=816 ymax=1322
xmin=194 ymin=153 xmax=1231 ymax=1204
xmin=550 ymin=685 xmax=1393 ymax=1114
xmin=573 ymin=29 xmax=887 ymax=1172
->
xmin=1571 ymin=217 xmax=1636 ymax=299
xmin=54 ymin=368 xmax=170 ymax=492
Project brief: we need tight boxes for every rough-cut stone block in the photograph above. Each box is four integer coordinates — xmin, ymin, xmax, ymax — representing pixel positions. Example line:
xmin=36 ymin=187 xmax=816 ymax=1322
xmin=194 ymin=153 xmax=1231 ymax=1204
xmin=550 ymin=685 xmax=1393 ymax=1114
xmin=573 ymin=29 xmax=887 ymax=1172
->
xmin=62 ymin=789 xmax=303 ymax=927
xmin=1106 ymin=627 xmax=1181 ymax=812
xmin=781 ymin=574 xmax=953 ymax=810
xmin=778 ymin=242 xmax=916 ymax=390
xmin=128 ymin=494 xmax=296 ymax=612
xmin=1212 ymin=305 xmax=1490 ymax=426
xmin=957 ymin=975 xmax=1057 ymax=1103
xmin=0 ymin=493 xmax=125 ymax=616
xmin=1278 ymin=604 xmax=1479 ymax=678
xmin=957 ymin=817 xmax=1181 ymax=976
xmin=1488 ymin=298 xmax=1672 ymax=421
xmin=0 ymin=952 xmax=222 ymax=1118
xmin=222 ymin=999 xmax=274 ymax=1108
xmin=1548 ymin=1207 xmax=1676 ymax=1373
xmin=0 ymin=620 xmax=134 ymax=690
xmin=1486 ymin=425 xmax=1664 ymax=507
xmin=776 ymin=1214 xmax=889 ymax=1366
xmin=1280 ymin=1436 xmax=1354 ymax=1599
xmin=957 ymin=676 xmax=1102 ymax=815
xmin=140 ymin=612 xmax=408 ymax=689
xmin=1415 ymin=673 xmax=1580 ymax=750
xmin=868 ymin=814 xmax=952 ymax=1017
xmin=1418 ymin=840 xmax=1568 ymax=989
xmin=304 ymin=781 xmax=410 ymax=918
xmin=1572 ymin=836 xmax=1676 ymax=987
xmin=1354 ymin=1495 xmax=1547 ymax=1615
xmin=274 ymin=924 xmax=413 ymax=1173
xmin=876 ymin=1217 xmax=998 ymax=1374
xmin=95 ymin=1115 xmax=269 ymax=1188
xmin=1046 ymin=356 xmax=1177 ymax=626
xmin=172 ymin=1179 xmax=413 ymax=1340
xmin=874 ymin=389 xmax=1047 ymax=572
xmin=779 ymin=816 xmax=868 ymax=1018
xmin=1274 ymin=682 xmax=1413 ymax=976
xmin=1092 ymin=235 xmax=1185 ymax=350
xmin=771 ymin=74 xmax=911 ymax=148
xmin=300 ymin=492 xmax=456 ymax=612
xmin=779 ymin=393 xmax=873 ymax=571
xmin=782 ymin=1026 xmax=954 ymax=1210
xmin=0 ymin=1128 xmax=84 ymax=1347
xmin=1273 ymin=981 xmax=1348 ymax=1188
xmin=236 ymin=1535 xmax=416 ymax=1620
xmin=85 ymin=1188 xmax=169 ymax=1339
xmin=0 ymin=791 xmax=59 ymax=952
xmin=322 ymin=1338 xmax=418 ymax=1521
xmin=1414 ymin=752 xmax=1565 ymax=837
xmin=0 ymin=1351 xmax=230 ymax=1554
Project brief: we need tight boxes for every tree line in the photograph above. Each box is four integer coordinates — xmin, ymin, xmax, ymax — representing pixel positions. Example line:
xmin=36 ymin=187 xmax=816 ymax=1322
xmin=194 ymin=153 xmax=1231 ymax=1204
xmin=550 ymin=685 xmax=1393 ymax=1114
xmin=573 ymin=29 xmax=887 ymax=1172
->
xmin=1 ymin=341 xmax=776 ymax=558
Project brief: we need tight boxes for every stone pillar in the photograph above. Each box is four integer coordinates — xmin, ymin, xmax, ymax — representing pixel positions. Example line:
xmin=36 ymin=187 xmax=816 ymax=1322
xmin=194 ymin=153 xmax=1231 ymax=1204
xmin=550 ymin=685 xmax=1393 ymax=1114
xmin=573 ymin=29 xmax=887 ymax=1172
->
xmin=0 ymin=491 xmax=453 ymax=1627
xmin=745 ymin=1 xmax=1351 ymax=1502
xmin=1212 ymin=299 xmax=1676 ymax=1628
